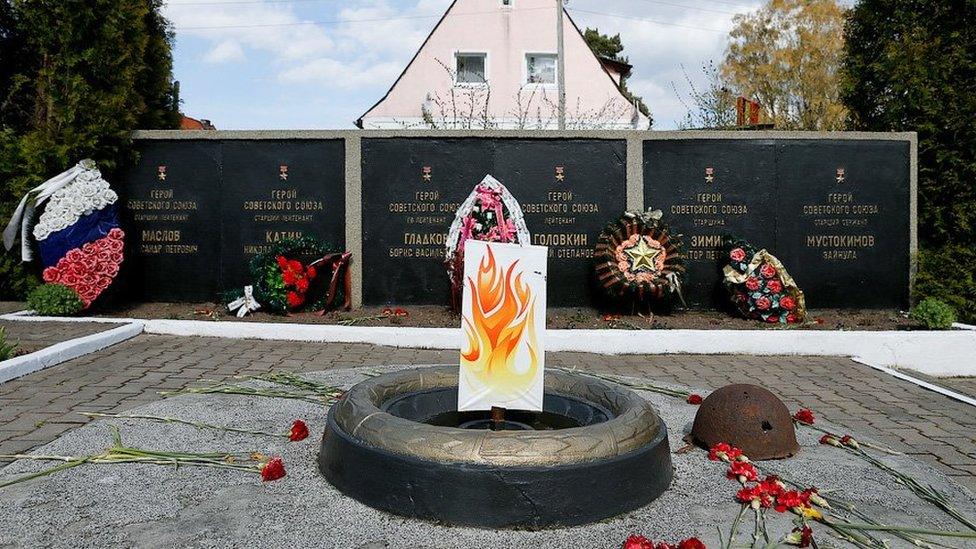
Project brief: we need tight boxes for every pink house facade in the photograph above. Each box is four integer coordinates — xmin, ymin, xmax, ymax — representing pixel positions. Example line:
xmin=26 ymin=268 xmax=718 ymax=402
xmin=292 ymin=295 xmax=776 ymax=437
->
xmin=356 ymin=0 xmax=650 ymax=130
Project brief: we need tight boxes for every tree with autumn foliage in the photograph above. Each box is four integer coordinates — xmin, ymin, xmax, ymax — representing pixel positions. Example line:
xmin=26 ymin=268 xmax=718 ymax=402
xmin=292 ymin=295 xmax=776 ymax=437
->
xmin=720 ymin=0 xmax=847 ymax=130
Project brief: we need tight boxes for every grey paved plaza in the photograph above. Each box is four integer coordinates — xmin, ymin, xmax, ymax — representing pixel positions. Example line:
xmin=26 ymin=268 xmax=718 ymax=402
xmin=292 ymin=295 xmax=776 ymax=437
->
xmin=1 ymin=324 xmax=975 ymax=492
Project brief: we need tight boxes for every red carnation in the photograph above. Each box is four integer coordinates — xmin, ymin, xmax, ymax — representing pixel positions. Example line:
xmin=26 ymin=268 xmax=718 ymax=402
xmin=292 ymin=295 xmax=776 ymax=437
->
xmin=758 ymin=475 xmax=785 ymax=498
xmin=786 ymin=313 xmax=797 ymax=324
xmin=686 ymin=394 xmax=703 ymax=405
xmin=737 ymin=484 xmax=773 ymax=508
xmin=774 ymin=490 xmax=807 ymax=513
xmin=766 ymin=279 xmax=782 ymax=293
xmin=745 ymin=276 xmax=761 ymax=291
xmin=729 ymin=247 xmax=746 ymax=262
xmin=755 ymin=296 xmax=771 ymax=310
xmin=728 ymin=460 xmax=759 ymax=482
xmin=708 ymin=442 xmax=743 ymax=462
xmin=296 ymin=277 xmax=309 ymax=292
xmin=787 ymin=526 xmax=814 ymax=547
xmin=288 ymin=259 xmax=302 ymax=272
xmin=276 ymin=256 xmax=288 ymax=269
xmin=289 ymin=419 xmax=309 ymax=442
xmin=677 ymin=538 xmax=706 ymax=549
xmin=260 ymin=457 xmax=286 ymax=481
xmin=307 ymin=266 xmax=317 ymax=279
xmin=282 ymin=270 xmax=297 ymax=286
xmin=623 ymin=535 xmax=654 ymax=549
xmin=780 ymin=296 xmax=796 ymax=310
xmin=793 ymin=409 xmax=815 ymax=425
xmin=656 ymin=544 xmax=674 ymax=549
xmin=286 ymin=291 xmax=304 ymax=309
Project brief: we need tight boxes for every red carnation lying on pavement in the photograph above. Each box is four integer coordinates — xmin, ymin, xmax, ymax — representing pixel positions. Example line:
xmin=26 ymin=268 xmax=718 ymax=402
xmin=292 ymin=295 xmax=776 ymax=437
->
xmin=261 ymin=457 xmax=286 ymax=481
xmin=623 ymin=535 xmax=653 ymax=549
xmin=793 ymin=408 xmax=815 ymax=425
xmin=622 ymin=536 xmax=706 ymax=549
xmin=727 ymin=460 xmax=759 ymax=483
xmin=289 ymin=420 xmax=309 ymax=442
xmin=784 ymin=525 xmax=814 ymax=547
xmin=686 ymin=393 xmax=703 ymax=405
xmin=708 ymin=442 xmax=743 ymax=463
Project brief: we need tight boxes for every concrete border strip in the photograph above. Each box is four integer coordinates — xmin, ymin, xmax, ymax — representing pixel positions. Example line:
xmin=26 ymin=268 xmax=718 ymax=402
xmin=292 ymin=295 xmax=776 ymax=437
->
xmin=0 ymin=321 xmax=144 ymax=384
xmin=852 ymin=358 xmax=976 ymax=408
xmin=2 ymin=312 xmax=973 ymax=377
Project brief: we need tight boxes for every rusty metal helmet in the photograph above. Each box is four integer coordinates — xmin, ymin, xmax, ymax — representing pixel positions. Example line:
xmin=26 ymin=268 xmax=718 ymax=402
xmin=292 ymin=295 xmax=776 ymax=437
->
xmin=691 ymin=384 xmax=799 ymax=460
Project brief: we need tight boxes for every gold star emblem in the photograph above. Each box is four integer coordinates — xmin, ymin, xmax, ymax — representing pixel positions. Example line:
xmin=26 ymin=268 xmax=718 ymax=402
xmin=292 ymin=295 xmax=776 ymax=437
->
xmin=624 ymin=238 xmax=661 ymax=272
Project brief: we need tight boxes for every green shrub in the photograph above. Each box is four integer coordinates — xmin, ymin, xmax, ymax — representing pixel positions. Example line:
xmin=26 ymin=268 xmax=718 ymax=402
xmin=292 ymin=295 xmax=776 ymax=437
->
xmin=27 ymin=284 xmax=84 ymax=316
xmin=0 ymin=252 xmax=39 ymax=300
xmin=0 ymin=327 xmax=16 ymax=361
xmin=915 ymin=245 xmax=976 ymax=324
xmin=909 ymin=298 xmax=957 ymax=330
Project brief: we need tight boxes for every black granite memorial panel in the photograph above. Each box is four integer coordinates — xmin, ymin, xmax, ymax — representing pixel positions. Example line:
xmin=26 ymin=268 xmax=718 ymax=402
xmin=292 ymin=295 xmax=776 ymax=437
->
xmin=219 ymin=140 xmax=345 ymax=289
xmin=774 ymin=140 xmax=910 ymax=308
xmin=361 ymin=138 xmax=627 ymax=306
xmin=361 ymin=138 xmax=492 ymax=305
xmin=492 ymin=140 xmax=627 ymax=306
xmin=118 ymin=140 xmax=222 ymax=301
xmin=644 ymin=140 xmax=777 ymax=308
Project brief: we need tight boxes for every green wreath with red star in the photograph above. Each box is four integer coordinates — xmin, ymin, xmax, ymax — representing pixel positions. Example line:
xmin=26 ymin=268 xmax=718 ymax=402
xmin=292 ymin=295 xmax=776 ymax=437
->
xmin=594 ymin=209 xmax=686 ymax=309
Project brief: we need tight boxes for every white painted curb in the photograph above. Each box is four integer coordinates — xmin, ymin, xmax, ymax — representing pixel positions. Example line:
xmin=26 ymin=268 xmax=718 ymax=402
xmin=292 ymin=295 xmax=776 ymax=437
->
xmin=144 ymin=319 xmax=976 ymax=377
xmin=0 ymin=322 xmax=144 ymax=384
xmin=3 ymin=312 xmax=975 ymax=377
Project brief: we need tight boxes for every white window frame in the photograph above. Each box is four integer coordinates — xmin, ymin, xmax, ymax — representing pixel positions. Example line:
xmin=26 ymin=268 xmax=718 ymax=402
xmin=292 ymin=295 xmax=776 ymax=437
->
xmin=523 ymin=51 xmax=557 ymax=88
xmin=454 ymin=51 xmax=489 ymax=88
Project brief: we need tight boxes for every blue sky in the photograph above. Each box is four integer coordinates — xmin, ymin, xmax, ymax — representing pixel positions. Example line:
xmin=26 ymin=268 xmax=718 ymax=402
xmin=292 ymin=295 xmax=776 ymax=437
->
xmin=164 ymin=0 xmax=769 ymax=130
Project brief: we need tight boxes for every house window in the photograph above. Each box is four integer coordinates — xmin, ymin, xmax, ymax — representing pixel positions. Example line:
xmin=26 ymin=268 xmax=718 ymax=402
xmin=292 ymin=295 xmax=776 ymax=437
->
xmin=501 ymin=0 xmax=512 ymax=5
xmin=455 ymin=52 xmax=487 ymax=85
xmin=526 ymin=53 xmax=556 ymax=85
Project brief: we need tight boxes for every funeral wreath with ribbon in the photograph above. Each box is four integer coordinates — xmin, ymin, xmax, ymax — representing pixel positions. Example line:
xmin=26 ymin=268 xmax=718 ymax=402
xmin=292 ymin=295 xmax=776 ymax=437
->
xmin=444 ymin=174 xmax=530 ymax=310
xmin=3 ymin=160 xmax=124 ymax=309
xmin=721 ymin=236 xmax=806 ymax=324
xmin=594 ymin=209 xmax=685 ymax=310
xmin=234 ymin=235 xmax=351 ymax=315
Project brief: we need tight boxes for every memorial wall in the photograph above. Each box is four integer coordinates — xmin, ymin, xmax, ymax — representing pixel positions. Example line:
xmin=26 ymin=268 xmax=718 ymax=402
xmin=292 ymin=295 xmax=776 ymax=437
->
xmin=119 ymin=139 xmax=346 ymax=301
xmin=119 ymin=132 xmax=913 ymax=309
xmin=645 ymin=139 xmax=911 ymax=308
xmin=361 ymin=138 xmax=627 ymax=306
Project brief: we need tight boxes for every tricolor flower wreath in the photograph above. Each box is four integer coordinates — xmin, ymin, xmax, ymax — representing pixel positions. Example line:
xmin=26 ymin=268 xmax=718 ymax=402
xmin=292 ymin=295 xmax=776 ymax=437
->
xmin=722 ymin=237 xmax=806 ymax=324
xmin=444 ymin=174 xmax=529 ymax=309
xmin=241 ymin=236 xmax=350 ymax=315
xmin=3 ymin=160 xmax=123 ymax=309
xmin=594 ymin=209 xmax=685 ymax=309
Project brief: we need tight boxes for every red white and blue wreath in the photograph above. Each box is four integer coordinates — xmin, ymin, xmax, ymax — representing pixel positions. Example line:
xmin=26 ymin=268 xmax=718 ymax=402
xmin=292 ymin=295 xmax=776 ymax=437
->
xmin=3 ymin=160 xmax=124 ymax=309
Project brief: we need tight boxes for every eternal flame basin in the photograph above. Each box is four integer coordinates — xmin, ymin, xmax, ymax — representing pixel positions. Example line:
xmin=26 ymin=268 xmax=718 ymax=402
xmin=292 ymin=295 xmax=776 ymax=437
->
xmin=318 ymin=366 xmax=673 ymax=528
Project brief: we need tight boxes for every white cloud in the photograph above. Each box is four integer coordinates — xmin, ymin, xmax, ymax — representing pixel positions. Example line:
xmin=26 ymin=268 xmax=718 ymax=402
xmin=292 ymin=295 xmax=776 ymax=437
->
xmin=278 ymin=58 xmax=404 ymax=89
xmin=203 ymin=40 xmax=245 ymax=63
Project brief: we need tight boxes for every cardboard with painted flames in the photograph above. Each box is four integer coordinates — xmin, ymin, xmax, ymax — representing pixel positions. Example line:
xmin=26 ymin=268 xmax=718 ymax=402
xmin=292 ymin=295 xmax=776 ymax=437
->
xmin=458 ymin=240 xmax=547 ymax=412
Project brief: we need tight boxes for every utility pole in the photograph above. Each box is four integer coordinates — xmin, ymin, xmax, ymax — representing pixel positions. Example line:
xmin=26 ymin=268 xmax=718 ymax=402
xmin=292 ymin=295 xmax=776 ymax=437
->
xmin=556 ymin=0 xmax=566 ymax=130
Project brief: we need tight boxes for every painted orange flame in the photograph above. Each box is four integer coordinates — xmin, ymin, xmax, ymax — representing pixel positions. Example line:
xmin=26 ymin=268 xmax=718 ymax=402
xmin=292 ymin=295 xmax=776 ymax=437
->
xmin=461 ymin=245 xmax=539 ymax=396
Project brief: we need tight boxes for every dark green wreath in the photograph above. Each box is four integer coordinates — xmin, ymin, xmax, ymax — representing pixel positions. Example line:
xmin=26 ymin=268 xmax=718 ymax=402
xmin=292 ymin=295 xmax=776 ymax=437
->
xmin=594 ymin=209 xmax=685 ymax=310
xmin=245 ymin=236 xmax=342 ymax=314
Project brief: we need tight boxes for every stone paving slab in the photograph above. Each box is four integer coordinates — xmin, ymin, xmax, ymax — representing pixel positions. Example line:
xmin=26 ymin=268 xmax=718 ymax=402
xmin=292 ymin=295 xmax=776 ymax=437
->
xmin=2 ymin=366 xmax=973 ymax=549
xmin=0 ymin=302 xmax=25 ymax=315
xmin=0 ymin=319 xmax=124 ymax=355
xmin=0 ymin=334 xmax=974 ymax=493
